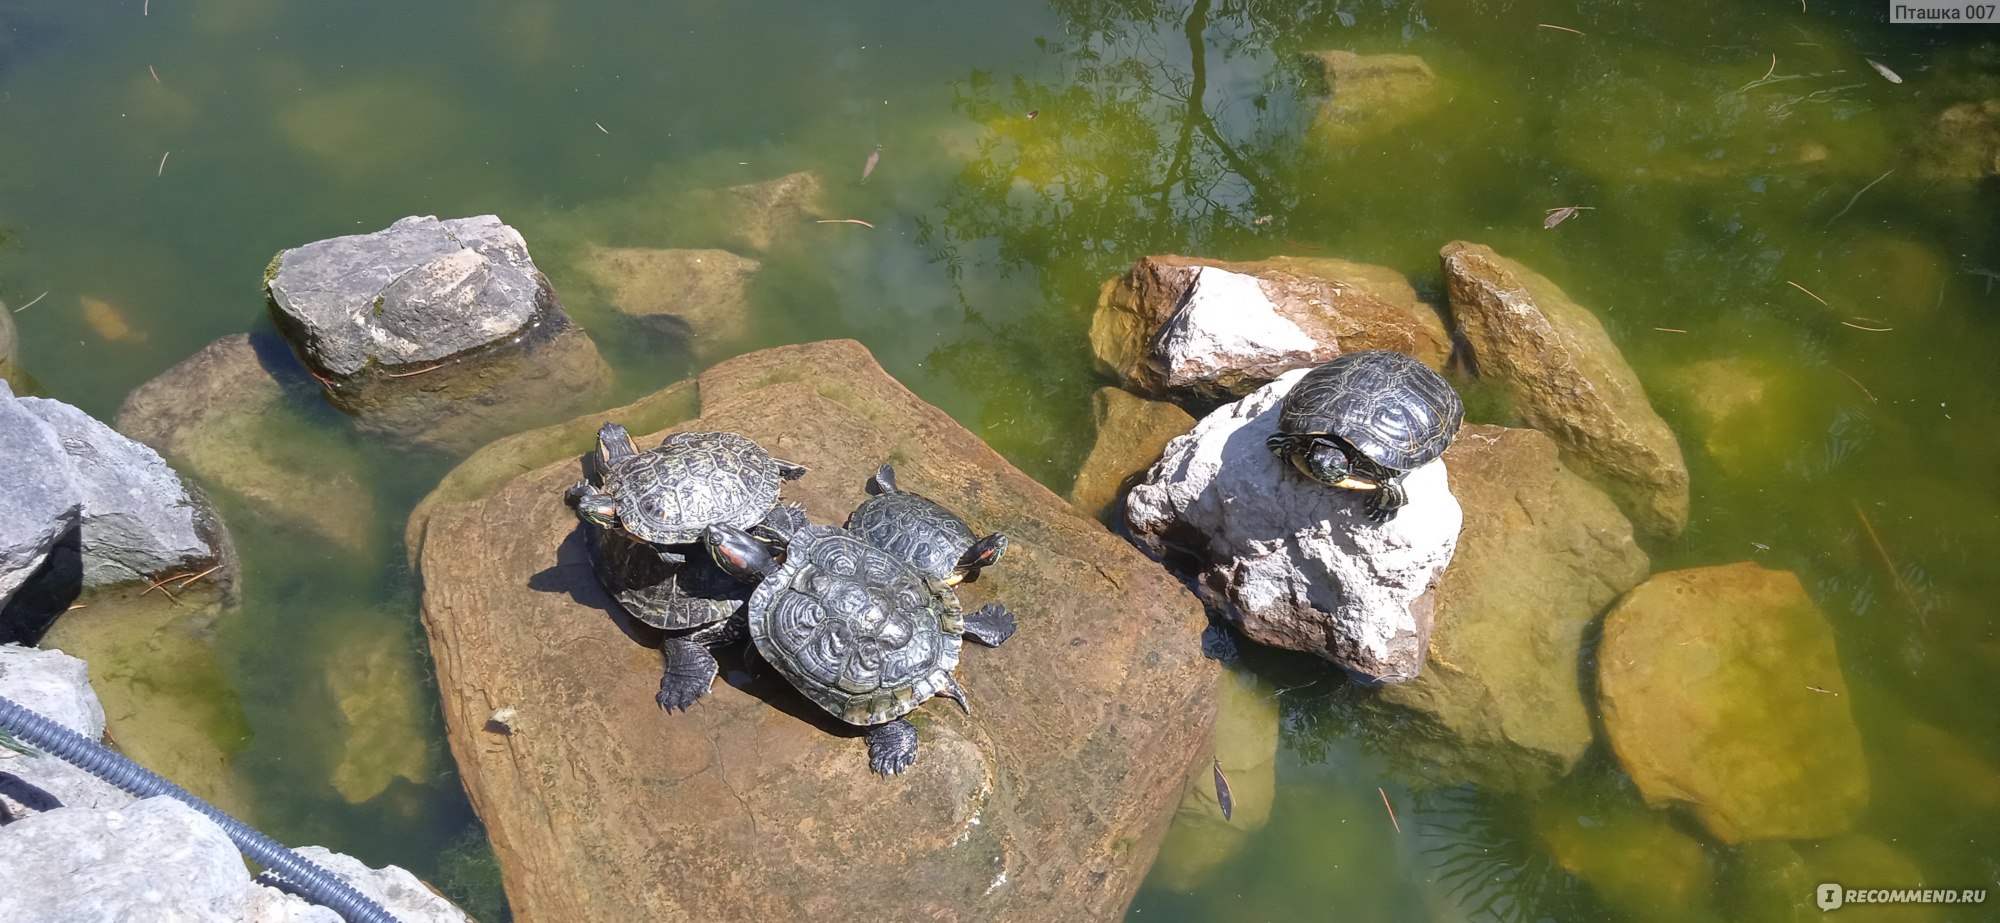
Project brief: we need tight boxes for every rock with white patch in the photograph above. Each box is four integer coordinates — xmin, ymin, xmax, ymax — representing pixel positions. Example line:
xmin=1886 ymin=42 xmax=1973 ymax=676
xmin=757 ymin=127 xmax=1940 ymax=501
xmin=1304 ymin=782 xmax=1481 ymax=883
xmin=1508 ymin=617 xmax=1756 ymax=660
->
xmin=1126 ymin=368 xmax=1462 ymax=682
xmin=1092 ymin=255 xmax=1450 ymax=405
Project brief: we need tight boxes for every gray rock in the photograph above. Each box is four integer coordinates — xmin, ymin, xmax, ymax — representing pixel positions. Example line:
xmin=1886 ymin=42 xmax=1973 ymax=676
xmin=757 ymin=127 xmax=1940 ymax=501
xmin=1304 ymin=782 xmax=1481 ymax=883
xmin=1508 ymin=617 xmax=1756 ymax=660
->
xmin=266 ymin=215 xmax=615 ymax=454
xmin=17 ymin=396 xmax=231 ymax=590
xmin=0 ymin=383 xmax=82 ymax=615
xmin=1126 ymin=368 xmax=1462 ymax=682
xmin=0 ymin=644 xmax=129 ymax=815
xmin=0 ymin=797 xmax=250 ymax=922
xmin=0 ymin=795 xmax=472 ymax=923
xmin=267 ymin=215 xmax=550 ymax=377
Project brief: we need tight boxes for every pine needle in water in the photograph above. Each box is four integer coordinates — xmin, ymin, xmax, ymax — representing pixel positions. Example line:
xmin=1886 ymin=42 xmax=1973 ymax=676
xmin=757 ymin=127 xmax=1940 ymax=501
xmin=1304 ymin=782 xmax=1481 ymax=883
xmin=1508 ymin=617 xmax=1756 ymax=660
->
xmin=815 ymin=218 xmax=876 ymax=228
xmin=1785 ymin=280 xmax=1830 ymax=306
xmin=1379 ymin=787 xmax=1402 ymax=833
xmin=1537 ymin=23 xmax=1583 ymax=34
xmin=12 ymin=291 xmax=47 ymax=314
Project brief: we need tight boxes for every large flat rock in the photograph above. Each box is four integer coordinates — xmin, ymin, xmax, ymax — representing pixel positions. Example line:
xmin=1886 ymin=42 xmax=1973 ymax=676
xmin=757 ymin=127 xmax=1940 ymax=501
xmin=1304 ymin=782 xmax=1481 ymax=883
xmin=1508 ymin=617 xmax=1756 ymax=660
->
xmin=415 ymin=339 xmax=1216 ymax=922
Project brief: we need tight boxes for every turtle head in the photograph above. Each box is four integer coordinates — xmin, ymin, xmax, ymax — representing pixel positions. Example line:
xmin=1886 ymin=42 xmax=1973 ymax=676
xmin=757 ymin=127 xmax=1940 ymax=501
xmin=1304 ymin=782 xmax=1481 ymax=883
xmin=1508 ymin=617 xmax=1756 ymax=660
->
xmin=948 ymin=532 xmax=1008 ymax=585
xmin=571 ymin=489 xmax=623 ymax=531
xmin=705 ymin=524 xmax=780 ymax=582
xmin=1296 ymin=439 xmax=1372 ymax=490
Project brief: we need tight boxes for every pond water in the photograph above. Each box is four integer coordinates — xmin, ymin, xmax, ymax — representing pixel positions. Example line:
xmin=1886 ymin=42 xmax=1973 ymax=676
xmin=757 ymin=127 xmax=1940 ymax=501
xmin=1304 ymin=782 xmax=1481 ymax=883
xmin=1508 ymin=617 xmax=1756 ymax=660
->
xmin=3 ymin=0 xmax=1997 ymax=920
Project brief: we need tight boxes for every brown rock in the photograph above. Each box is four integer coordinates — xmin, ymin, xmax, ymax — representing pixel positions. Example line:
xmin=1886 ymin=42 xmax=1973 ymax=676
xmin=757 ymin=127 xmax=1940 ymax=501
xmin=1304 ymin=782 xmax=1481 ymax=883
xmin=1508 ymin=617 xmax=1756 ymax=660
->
xmin=1149 ymin=669 xmax=1279 ymax=893
xmin=1306 ymin=51 xmax=1443 ymax=147
xmin=1090 ymin=254 xmax=1450 ymax=403
xmin=1441 ymin=241 xmax=1689 ymax=538
xmin=1066 ymin=387 xmax=1195 ymax=521
xmin=1379 ymin=425 xmax=1648 ymax=791
xmin=326 ymin=618 xmax=433 ymax=804
xmin=115 ymin=334 xmax=377 ymax=551
xmin=1598 ymin=562 xmax=1868 ymax=843
xmin=414 ymin=339 xmax=1216 ymax=923
xmin=578 ymin=246 xmax=760 ymax=358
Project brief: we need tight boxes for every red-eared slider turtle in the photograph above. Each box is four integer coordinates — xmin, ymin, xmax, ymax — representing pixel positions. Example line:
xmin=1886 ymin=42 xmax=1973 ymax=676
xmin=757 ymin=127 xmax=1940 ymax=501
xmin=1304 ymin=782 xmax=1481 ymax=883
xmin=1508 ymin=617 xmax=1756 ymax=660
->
xmin=565 ymin=424 xmax=806 ymax=566
xmin=1265 ymin=350 xmax=1463 ymax=522
xmin=564 ymin=422 xmax=806 ymax=710
xmin=843 ymin=464 xmax=1008 ymax=587
xmin=705 ymin=519 xmax=1017 ymax=775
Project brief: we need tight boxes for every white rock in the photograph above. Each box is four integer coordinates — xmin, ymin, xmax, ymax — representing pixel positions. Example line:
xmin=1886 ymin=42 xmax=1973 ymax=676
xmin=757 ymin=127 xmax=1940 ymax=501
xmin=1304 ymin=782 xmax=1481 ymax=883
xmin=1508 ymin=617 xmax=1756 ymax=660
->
xmin=1126 ymin=368 xmax=1461 ymax=682
xmin=0 ymin=644 xmax=130 ymax=813
xmin=251 ymin=847 xmax=471 ymax=923
xmin=0 ymin=797 xmax=250 ymax=922
xmin=1153 ymin=268 xmax=1320 ymax=393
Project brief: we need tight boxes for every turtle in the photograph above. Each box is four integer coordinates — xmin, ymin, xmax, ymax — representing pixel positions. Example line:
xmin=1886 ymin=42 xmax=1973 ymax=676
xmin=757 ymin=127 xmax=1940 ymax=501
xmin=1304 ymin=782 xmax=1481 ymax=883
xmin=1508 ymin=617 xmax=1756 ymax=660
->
xmin=705 ymin=518 xmax=1017 ymax=775
xmin=581 ymin=500 xmax=809 ymax=711
xmin=565 ymin=424 xmax=807 ymax=566
xmin=843 ymin=464 xmax=1008 ymax=587
xmin=1264 ymin=350 xmax=1464 ymax=522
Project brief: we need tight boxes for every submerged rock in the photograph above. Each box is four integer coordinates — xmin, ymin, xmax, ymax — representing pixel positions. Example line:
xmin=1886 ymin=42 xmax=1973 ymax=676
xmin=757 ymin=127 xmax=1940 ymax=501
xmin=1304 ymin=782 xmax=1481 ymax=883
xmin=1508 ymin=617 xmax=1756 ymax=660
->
xmin=701 ymin=171 xmax=825 ymax=253
xmin=1535 ymin=797 xmax=1718 ymax=923
xmin=0 ymin=796 xmax=472 ymax=923
xmin=579 ymin=246 xmax=760 ymax=359
xmin=1598 ymin=562 xmax=1868 ymax=843
xmin=266 ymin=215 xmax=613 ymax=454
xmin=1378 ymin=425 xmax=1648 ymax=791
xmin=1091 ymin=255 xmax=1449 ymax=404
xmin=0 ymin=302 xmax=24 ymax=391
xmin=325 ymin=622 xmax=432 ymax=805
xmin=1441 ymin=241 xmax=1689 ymax=539
xmin=115 ymin=333 xmax=377 ymax=552
xmin=1066 ymin=387 xmax=1195 ymax=522
xmin=1305 ymin=51 xmax=1444 ymax=148
xmin=413 ymin=339 xmax=1215 ymax=922
xmin=1125 ymin=368 xmax=1462 ymax=683
xmin=1148 ymin=669 xmax=1280 ymax=893
xmin=0 ymin=644 xmax=128 ymax=815
xmin=1733 ymin=836 xmax=1938 ymax=923
xmin=1916 ymin=99 xmax=2000 ymax=181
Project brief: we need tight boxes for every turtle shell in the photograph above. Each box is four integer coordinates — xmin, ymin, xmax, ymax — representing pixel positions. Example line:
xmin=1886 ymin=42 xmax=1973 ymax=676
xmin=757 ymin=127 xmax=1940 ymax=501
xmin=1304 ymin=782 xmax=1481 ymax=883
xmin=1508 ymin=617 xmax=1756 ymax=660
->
xmin=844 ymin=491 xmax=979 ymax=584
xmin=583 ymin=524 xmax=747 ymax=631
xmin=599 ymin=431 xmax=785 ymax=544
xmin=1275 ymin=351 xmax=1464 ymax=472
xmin=746 ymin=523 xmax=964 ymax=726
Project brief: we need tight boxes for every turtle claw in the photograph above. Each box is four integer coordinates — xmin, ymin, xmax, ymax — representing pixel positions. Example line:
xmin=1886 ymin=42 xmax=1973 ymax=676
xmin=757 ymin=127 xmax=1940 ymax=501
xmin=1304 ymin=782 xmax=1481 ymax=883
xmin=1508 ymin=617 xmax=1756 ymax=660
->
xmin=656 ymin=639 xmax=719 ymax=712
xmin=866 ymin=719 xmax=919 ymax=776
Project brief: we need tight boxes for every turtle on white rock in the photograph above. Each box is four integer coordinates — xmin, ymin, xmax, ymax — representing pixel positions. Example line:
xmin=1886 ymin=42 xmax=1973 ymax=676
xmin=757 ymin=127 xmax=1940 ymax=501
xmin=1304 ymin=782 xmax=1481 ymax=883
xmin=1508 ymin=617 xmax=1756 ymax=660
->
xmin=1126 ymin=366 xmax=1462 ymax=683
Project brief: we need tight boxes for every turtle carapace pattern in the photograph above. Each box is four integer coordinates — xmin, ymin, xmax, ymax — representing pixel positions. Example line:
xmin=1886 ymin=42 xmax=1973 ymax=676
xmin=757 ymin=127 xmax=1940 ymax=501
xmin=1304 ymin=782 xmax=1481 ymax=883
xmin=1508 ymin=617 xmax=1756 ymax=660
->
xmin=843 ymin=464 xmax=1007 ymax=586
xmin=706 ymin=520 xmax=1016 ymax=775
xmin=565 ymin=424 xmax=807 ymax=565
xmin=1265 ymin=351 xmax=1464 ymax=522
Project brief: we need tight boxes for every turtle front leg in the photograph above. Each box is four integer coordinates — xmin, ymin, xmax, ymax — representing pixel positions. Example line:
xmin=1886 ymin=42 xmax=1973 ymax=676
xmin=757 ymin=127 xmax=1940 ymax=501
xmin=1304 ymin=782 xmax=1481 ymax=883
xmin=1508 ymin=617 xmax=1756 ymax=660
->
xmin=1367 ymin=478 xmax=1409 ymax=523
xmin=962 ymin=603 xmax=1017 ymax=647
xmin=866 ymin=718 xmax=919 ymax=776
xmin=774 ymin=458 xmax=809 ymax=481
xmin=656 ymin=638 xmax=720 ymax=712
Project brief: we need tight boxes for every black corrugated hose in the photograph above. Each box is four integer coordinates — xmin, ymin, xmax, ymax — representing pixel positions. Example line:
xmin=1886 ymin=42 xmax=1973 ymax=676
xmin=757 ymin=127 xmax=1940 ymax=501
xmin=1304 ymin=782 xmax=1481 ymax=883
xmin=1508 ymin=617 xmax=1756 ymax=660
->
xmin=0 ymin=693 xmax=404 ymax=923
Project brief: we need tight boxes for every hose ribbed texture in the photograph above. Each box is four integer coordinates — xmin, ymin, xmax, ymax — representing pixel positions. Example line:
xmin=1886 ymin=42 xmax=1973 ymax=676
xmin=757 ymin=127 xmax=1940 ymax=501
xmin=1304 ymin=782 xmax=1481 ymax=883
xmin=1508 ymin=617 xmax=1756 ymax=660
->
xmin=0 ymin=694 xmax=403 ymax=923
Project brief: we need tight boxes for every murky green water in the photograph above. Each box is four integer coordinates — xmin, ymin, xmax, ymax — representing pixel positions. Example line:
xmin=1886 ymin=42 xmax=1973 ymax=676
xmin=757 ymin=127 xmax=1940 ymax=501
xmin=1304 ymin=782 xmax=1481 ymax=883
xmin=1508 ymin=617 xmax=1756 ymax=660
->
xmin=3 ymin=0 xmax=1997 ymax=920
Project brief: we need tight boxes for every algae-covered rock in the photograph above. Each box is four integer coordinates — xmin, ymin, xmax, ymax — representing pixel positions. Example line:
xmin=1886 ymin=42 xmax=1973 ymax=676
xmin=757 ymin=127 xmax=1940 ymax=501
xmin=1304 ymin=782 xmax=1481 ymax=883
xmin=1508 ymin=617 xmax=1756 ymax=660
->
xmin=38 ymin=595 xmax=254 ymax=818
xmin=1441 ymin=241 xmax=1689 ymax=539
xmin=701 ymin=171 xmax=825 ymax=253
xmin=1149 ymin=669 xmax=1280 ymax=893
xmin=578 ymin=246 xmax=760 ymax=358
xmin=1916 ymin=99 xmax=2000 ymax=180
xmin=1379 ymin=425 xmax=1648 ymax=791
xmin=1733 ymin=836 xmax=1939 ymax=923
xmin=414 ymin=339 xmax=1215 ymax=922
xmin=1066 ymin=387 xmax=1195 ymax=522
xmin=116 ymin=333 xmax=377 ymax=552
xmin=1091 ymin=254 xmax=1448 ymax=404
xmin=325 ymin=622 xmax=432 ymax=804
xmin=1305 ymin=51 xmax=1443 ymax=148
xmin=1535 ymin=798 xmax=1718 ymax=923
xmin=1597 ymin=562 xmax=1868 ymax=843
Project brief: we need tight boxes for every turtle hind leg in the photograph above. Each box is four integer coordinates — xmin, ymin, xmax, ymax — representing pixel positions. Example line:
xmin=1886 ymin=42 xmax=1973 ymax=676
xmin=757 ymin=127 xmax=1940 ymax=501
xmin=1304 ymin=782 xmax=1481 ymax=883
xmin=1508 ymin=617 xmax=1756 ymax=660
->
xmin=656 ymin=638 xmax=720 ymax=712
xmin=866 ymin=719 xmax=919 ymax=776
xmin=962 ymin=603 xmax=1017 ymax=647
xmin=866 ymin=463 xmax=899 ymax=495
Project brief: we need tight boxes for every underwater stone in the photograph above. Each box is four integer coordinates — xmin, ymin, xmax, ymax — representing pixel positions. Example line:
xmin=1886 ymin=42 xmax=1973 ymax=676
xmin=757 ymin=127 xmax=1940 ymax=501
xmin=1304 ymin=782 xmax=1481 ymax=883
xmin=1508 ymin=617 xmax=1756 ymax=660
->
xmin=1305 ymin=50 xmax=1444 ymax=147
xmin=1148 ymin=669 xmax=1280 ymax=893
xmin=413 ymin=338 xmax=1215 ymax=922
xmin=579 ymin=246 xmax=760 ymax=358
xmin=1125 ymin=368 xmax=1462 ymax=683
xmin=1441 ymin=241 xmax=1690 ymax=539
xmin=1598 ymin=562 xmax=1869 ymax=843
xmin=1917 ymin=99 xmax=2000 ymax=181
xmin=705 ymin=171 xmax=825 ymax=253
xmin=1091 ymin=255 xmax=1449 ymax=405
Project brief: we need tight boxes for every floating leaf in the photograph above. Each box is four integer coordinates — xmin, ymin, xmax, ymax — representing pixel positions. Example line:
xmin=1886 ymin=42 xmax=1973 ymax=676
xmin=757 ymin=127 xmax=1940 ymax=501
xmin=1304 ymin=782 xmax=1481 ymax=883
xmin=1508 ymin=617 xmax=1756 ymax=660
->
xmin=1543 ymin=205 xmax=1593 ymax=229
xmin=1865 ymin=58 xmax=1903 ymax=84
xmin=1212 ymin=758 xmax=1234 ymax=821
